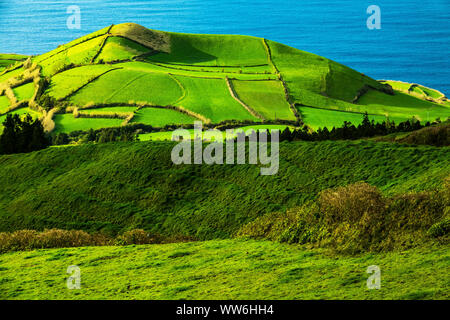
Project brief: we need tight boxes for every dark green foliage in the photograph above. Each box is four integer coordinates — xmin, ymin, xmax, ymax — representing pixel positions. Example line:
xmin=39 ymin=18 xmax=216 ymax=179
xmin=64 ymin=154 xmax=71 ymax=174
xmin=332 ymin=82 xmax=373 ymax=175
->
xmin=0 ymin=140 xmax=447 ymax=239
xmin=37 ymin=94 xmax=57 ymax=111
xmin=238 ymin=181 xmax=449 ymax=253
xmin=53 ymin=127 xmax=139 ymax=145
xmin=95 ymin=127 xmax=139 ymax=143
xmin=398 ymin=122 xmax=449 ymax=146
xmin=52 ymin=132 xmax=69 ymax=145
xmin=0 ymin=113 xmax=49 ymax=154
xmin=0 ymin=228 xmax=165 ymax=253
xmin=428 ymin=219 xmax=450 ymax=238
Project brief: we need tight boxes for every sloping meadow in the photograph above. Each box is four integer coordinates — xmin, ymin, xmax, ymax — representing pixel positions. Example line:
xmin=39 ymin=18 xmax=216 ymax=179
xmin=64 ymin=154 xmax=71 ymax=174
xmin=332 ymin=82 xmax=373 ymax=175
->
xmin=0 ymin=140 xmax=448 ymax=244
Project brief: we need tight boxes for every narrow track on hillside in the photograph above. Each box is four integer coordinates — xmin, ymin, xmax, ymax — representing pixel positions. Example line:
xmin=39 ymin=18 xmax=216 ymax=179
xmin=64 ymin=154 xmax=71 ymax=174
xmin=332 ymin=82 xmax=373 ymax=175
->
xmin=225 ymin=77 xmax=265 ymax=120
xmin=61 ymin=67 xmax=123 ymax=101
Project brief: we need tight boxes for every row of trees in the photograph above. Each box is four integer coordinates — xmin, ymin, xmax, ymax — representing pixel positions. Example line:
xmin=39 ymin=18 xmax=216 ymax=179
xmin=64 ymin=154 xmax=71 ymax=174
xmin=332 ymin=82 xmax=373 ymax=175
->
xmin=52 ymin=127 xmax=139 ymax=145
xmin=1 ymin=111 xmax=444 ymax=154
xmin=0 ymin=114 xmax=49 ymax=154
xmin=277 ymin=113 xmax=433 ymax=142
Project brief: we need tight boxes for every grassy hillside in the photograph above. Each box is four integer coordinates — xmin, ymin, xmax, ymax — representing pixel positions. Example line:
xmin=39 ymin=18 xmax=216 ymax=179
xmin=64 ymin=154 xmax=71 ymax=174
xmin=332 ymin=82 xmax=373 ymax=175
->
xmin=0 ymin=23 xmax=447 ymax=134
xmin=0 ymin=240 xmax=448 ymax=300
xmin=0 ymin=140 xmax=448 ymax=238
xmin=0 ymin=54 xmax=28 ymax=72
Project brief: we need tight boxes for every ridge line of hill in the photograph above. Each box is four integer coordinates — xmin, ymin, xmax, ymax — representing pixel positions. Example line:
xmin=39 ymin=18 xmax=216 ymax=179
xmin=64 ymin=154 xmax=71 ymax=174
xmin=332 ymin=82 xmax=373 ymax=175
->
xmin=61 ymin=67 xmax=123 ymax=101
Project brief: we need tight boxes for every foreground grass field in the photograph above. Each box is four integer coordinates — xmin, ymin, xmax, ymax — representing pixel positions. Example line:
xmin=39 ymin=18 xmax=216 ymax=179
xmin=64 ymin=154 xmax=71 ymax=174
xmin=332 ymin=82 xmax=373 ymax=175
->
xmin=0 ymin=240 xmax=448 ymax=300
xmin=0 ymin=140 xmax=448 ymax=237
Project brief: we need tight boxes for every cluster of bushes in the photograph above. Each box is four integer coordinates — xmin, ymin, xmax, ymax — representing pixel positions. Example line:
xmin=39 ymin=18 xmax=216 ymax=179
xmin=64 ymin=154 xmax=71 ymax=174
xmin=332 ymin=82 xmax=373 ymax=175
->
xmin=279 ymin=112 xmax=444 ymax=142
xmin=0 ymin=113 xmax=49 ymax=154
xmin=53 ymin=127 xmax=139 ymax=145
xmin=237 ymin=179 xmax=449 ymax=254
xmin=37 ymin=92 xmax=57 ymax=111
xmin=75 ymin=111 xmax=131 ymax=120
xmin=0 ymin=229 xmax=165 ymax=253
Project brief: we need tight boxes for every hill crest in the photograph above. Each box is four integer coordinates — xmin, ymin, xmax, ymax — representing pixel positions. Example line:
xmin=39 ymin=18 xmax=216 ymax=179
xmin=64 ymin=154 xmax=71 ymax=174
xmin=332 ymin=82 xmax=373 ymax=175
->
xmin=0 ymin=23 xmax=448 ymax=134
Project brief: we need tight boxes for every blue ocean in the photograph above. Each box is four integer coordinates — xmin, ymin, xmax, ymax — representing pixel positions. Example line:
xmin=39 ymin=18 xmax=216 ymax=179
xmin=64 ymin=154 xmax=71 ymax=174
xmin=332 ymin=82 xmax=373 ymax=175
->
xmin=0 ymin=0 xmax=449 ymax=94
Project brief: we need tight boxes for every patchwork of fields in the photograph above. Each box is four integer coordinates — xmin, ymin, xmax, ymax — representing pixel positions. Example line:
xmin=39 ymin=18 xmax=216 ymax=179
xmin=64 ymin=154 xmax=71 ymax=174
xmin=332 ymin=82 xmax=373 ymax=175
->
xmin=0 ymin=23 xmax=448 ymax=135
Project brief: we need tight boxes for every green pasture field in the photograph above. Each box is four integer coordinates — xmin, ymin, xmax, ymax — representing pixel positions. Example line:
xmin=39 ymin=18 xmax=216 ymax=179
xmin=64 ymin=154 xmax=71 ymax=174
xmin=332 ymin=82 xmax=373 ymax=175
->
xmin=383 ymin=80 xmax=445 ymax=100
xmin=147 ymin=62 xmax=273 ymax=74
xmin=12 ymin=82 xmax=35 ymax=101
xmin=139 ymin=125 xmax=293 ymax=141
xmin=0 ymin=67 xmax=24 ymax=84
xmin=95 ymin=36 xmax=149 ymax=63
xmin=267 ymin=40 xmax=329 ymax=98
xmin=0 ymin=54 xmax=28 ymax=70
xmin=0 ymin=53 xmax=28 ymax=61
xmin=418 ymin=85 xmax=444 ymax=99
xmin=357 ymin=89 xmax=450 ymax=122
xmin=0 ymin=60 xmax=18 ymax=69
xmin=0 ymin=240 xmax=448 ymax=300
xmin=139 ymin=131 xmax=181 ymax=141
xmin=0 ymin=108 xmax=40 ymax=122
xmin=294 ymin=87 xmax=449 ymax=125
xmin=0 ymin=95 xmax=10 ymax=113
xmin=53 ymin=114 xmax=123 ymax=133
xmin=68 ymin=69 xmax=182 ymax=106
xmin=39 ymin=35 xmax=107 ymax=76
xmin=81 ymin=106 xmax=137 ymax=114
xmin=237 ymin=124 xmax=294 ymax=132
xmin=232 ymin=80 xmax=295 ymax=120
xmin=132 ymin=107 xmax=196 ymax=127
xmin=326 ymin=61 xmax=384 ymax=102
xmin=266 ymin=40 xmax=382 ymax=104
xmin=1 ymin=23 xmax=446 ymax=132
xmin=173 ymin=75 xmax=258 ymax=123
xmin=120 ymin=61 xmax=278 ymax=81
xmin=47 ymin=64 xmax=115 ymax=100
xmin=33 ymin=26 xmax=110 ymax=64
xmin=148 ymin=32 xmax=269 ymax=67
xmin=382 ymin=80 xmax=412 ymax=92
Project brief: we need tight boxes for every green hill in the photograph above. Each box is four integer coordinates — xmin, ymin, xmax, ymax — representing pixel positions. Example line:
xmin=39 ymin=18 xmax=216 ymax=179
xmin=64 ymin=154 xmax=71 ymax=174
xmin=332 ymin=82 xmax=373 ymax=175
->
xmin=0 ymin=140 xmax=448 ymax=238
xmin=0 ymin=23 xmax=448 ymax=134
xmin=1 ymin=240 xmax=448 ymax=300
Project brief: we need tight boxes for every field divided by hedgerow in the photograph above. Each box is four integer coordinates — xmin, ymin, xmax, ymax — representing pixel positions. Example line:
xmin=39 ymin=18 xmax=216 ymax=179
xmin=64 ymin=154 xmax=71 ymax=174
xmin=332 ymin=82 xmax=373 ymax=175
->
xmin=68 ymin=69 xmax=183 ymax=106
xmin=53 ymin=114 xmax=123 ymax=133
xmin=38 ymin=35 xmax=108 ymax=76
xmin=147 ymin=32 xmax=269 ymax=66
xmin=132 ymin=107 xmax=196 ymax=127
xmin=12 ymin=82 xmax=35 ymax=101
xmin=0 ymin=23 xmax=448 ymax=134
xmin=1 ymin=240 xmax=448 ymax=300
xmin=232 ymin=80 xmax=295 ymax=121
xmin=173 ymin=75 xmax=258 ymax=123
xmin=46 ymin=64 xmax=116 ymax=101
xmin=358 ymin=89 xmax=450 ymax=122
xmin=94 ymin=36 xmax=149 ymax=63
